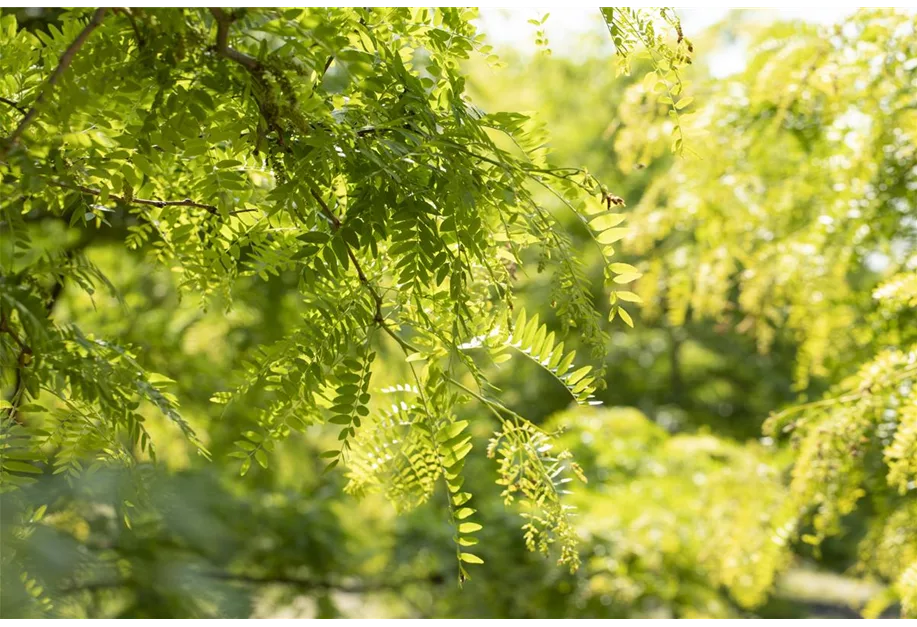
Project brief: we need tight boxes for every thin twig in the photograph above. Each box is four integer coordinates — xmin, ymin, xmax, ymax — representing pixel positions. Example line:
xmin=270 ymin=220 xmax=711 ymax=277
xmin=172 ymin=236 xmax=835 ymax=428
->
xmin=113 ymin=8 xmax=145 ymax=48
xmin=0 ymin=310 xmax=32 ymax=426
xmin=768 ymin=362 xmax=917 ymax=424
xmin=379 ymin=321 xmax=419 ymax=353
xmin=308 ymin=186 xmax=384 ymax=321
xmin=71 ymin=184 xmax=219 ymax=214
xmin=0 ymin=97 xmax=27 ymax=116
xmin=0 ymin=8 xmax=107 ymax=159
xmin=53 ymin=181 xmax=255 ymax=216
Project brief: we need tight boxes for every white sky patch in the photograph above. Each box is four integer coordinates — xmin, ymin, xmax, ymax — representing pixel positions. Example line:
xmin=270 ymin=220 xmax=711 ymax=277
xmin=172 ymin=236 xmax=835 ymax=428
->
xmin=475 ymin=7 xmax=862 ymax=77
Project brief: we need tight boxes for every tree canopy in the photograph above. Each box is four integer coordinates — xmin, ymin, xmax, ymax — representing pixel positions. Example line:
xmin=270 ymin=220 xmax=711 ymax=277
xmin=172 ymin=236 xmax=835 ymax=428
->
xmin=1 ymin=6 xmax=915 ymax=620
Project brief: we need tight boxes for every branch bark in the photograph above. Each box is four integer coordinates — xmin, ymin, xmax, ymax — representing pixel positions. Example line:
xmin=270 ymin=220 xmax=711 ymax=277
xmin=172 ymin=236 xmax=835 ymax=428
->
xmin=209 ymin=8 xmax=260 ymax=71
xmin=0 ymin=8 xmax=107 ymax=159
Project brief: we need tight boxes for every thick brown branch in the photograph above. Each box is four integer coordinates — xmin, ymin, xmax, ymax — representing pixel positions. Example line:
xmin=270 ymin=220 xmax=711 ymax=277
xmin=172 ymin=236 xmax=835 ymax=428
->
xmin=0 ymin=8 xmax=107 ymax=159
xmin=209 ymin=8 xmax=260 ymax=71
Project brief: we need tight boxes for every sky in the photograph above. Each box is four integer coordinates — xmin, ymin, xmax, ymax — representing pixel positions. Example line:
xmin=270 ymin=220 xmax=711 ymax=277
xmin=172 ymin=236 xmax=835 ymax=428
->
xmin=475 ymin=7 xmax=860 ymax=76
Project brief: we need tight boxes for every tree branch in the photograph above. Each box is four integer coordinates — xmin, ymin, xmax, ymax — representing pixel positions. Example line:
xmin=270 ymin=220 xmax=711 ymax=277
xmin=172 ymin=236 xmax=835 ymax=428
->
xmin=59 ymin=571 xmax=445 ymax=595
xmin=113 ymin=8 xmax=145 ymax=48
xmin=67 ymin=183 xmax=220 ymax=214
xmin=208 ymin=8 xmax=260 ymax=71
xmin=309 ymin=186 xmax=384 ymax=322
xmin=0 ymin=309 xmax=32 ymax=426
xmin=0 ymin=8 xmax=107 ymax=159
xmin=0 ymin=97 xmax=27 ymax=116
xmin=206 ymin=11 xmax=385 ymax=323
xmin=54 ymin=182 xmax=255 ymax=216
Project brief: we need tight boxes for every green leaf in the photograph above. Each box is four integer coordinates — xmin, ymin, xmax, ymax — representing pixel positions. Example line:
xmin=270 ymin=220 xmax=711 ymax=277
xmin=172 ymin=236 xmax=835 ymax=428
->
xmin=596 ymin=228 xmax=628 ymax=245
xmin=455 ymin=507 xmax=476 ymax=520
xmin=615 ymin=290 xmax=643 ymax=304
xmin=566 ymin=366 xmax=592 ymax=386
xmin=460 ymin=552 xmax=484 ymax=564
xmin=674 ymin=96 xmax=694 ymax=109
xmin=2 ymin=461 xmax=42 ymax=474
xmin=614 ymin=272 xmax=642 ymax=284
xmin=458 ymin=522 xmax=482 ymax=534
xmin=609 ymin=263 xmax=639 ymax=275
xmin=589 ymin=212 xmax=626 ymax=230
xmin=438 ymin=420 xmax=469 ymax=442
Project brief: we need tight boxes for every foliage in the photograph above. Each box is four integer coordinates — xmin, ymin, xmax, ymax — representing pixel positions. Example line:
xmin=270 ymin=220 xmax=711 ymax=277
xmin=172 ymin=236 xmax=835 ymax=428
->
xmin=544 ymin=407 xmax=789 ymax=616
xmin=601 ymin=7 xmax=695 ymax=154
xmin=0 ymin=6 xmax=691 ymax=617
xmin=622 ymin=9 xmax=916 ymax=390
xmin=765 ymin=271 xmax=917 ymax=615
xmin=4 ymin=5 xmax=913 ymax=620
xmin=611 ymin=8 xmax=917 ymax=615
xmin=476 ymin=7 xmax=917 ymax=616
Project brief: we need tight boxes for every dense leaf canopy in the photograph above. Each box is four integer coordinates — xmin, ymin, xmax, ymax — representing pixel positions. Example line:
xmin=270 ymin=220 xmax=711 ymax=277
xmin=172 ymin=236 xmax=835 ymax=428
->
xmin=0 ymin=6 xmax=693 ymax=616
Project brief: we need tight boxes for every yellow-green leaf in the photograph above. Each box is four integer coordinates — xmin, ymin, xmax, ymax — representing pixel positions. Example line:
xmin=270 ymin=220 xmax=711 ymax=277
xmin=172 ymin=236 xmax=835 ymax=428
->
xmin=460 ymin=552 xmax=484 ymax=564
xmin=596 ymin=228 xmax=628 ymax=245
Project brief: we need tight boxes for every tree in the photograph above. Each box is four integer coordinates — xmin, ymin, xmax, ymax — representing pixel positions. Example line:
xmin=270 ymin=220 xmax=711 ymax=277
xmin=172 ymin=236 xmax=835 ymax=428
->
xmin=0 ymin=7 xmax=692 ymax=617
xmin=469 ymin=7 xmax=917 ymax=617
xmin=612 ymin=8 xmax=917 ymax=615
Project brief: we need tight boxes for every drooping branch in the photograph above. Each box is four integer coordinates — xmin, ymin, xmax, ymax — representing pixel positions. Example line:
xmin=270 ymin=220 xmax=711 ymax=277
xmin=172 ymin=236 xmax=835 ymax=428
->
xmin=0 ymin=8 xmax=107 ymax=159
xmin=205 ymin=9 xmax=386 ymax=328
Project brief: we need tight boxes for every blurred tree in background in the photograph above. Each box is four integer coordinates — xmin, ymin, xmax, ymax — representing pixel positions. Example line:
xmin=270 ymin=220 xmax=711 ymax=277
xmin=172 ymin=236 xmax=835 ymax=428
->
xmin=466 ymin=6 xmax=917 ymax=617
xmin=1 ymin=6 xmax=915 ymax=619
